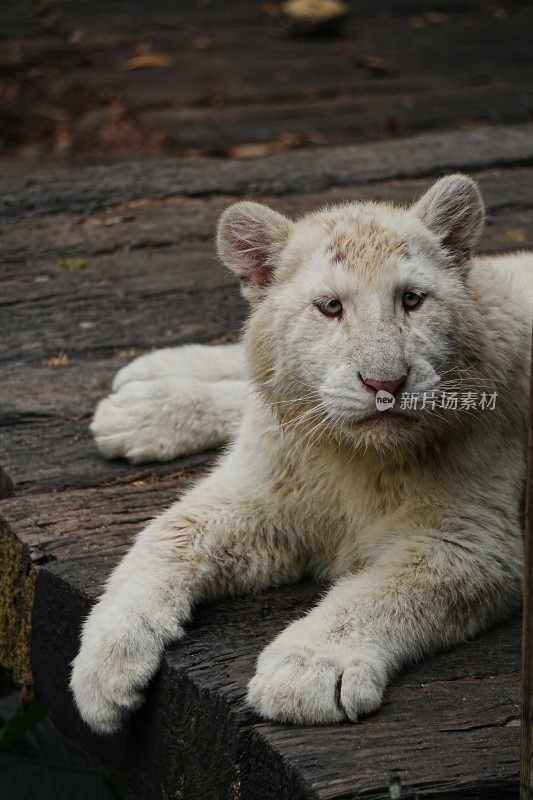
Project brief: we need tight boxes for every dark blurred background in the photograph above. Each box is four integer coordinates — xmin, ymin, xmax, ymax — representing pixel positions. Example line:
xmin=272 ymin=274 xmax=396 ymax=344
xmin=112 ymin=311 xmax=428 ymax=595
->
xmin=1 ymin=0 xmax=533 ymax=170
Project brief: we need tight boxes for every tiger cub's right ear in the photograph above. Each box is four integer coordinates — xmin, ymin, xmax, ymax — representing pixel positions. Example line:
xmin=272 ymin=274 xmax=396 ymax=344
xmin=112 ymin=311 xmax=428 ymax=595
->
xmin=217 ymin=202 xmax=294 ymax=302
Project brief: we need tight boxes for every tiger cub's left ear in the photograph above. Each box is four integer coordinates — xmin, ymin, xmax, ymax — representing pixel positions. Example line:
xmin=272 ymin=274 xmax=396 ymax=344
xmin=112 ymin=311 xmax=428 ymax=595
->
xmin=414 ymin=174 xmax=485 ymax=267
xmin=217 ymin=201 xmax=294 ymax=302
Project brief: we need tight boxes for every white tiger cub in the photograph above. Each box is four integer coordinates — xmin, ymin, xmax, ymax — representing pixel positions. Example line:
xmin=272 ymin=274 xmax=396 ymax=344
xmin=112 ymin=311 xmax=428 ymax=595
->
xmin=72 ymin=175 xmax=533 ymax=734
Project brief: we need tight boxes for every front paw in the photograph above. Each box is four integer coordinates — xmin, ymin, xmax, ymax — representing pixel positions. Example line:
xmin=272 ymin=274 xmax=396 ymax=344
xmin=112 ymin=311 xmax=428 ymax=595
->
xmin=90 ymin=380 xmax=171 ymax=463
xmin=247 ymin=625 xmax=387 ymax=725
xmin=70 ymin=608 xmax=179 ymax=734
xmin=90 ymin=378 xmax=207 ymax=463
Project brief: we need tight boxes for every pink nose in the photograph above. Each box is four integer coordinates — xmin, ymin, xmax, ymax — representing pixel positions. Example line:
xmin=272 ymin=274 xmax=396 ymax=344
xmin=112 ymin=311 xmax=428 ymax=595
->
xmin=361 ymin=375 xmax=407 ymax=396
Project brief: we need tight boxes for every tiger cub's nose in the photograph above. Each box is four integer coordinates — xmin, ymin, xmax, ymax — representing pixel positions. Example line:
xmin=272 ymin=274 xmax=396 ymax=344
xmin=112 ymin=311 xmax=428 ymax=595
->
xmin=360 ymin=375 xmax=407 ymax=396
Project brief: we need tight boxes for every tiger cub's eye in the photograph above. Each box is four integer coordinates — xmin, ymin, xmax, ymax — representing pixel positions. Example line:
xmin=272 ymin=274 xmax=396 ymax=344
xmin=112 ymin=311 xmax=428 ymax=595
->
xmin=403 ymin=291 xmax=425 ymax=310
xmin=317 ymin=299 xmax=343 ymax=317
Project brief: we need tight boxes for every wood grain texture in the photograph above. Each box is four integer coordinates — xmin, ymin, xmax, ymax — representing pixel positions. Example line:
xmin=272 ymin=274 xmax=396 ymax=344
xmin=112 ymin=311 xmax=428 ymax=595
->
xmin=3 ymin=123 xmax=533 ymax=218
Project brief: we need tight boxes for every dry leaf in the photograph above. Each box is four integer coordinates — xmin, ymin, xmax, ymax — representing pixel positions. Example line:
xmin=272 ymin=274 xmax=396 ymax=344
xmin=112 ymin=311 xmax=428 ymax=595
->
xmin=115 ymin=198 xmax=152 ymax=211
xmin=504 ymin=229 xmax=526 ymax=242
xmin=120 ymin=53 xmax=173 ymax=71
xmin=68 ymin=29 xmax=85 ymax=45
xmin=193 ymin=36 xmax=212 ymax=50
xmin=282 ymin=0 xmax=347 ymax=23
xmin=490 ymin=5 xmax=509 ymax=20
xmin=42 ymin=351 xmax=70 ymax=367
xmin=229 ymin=133 xmax=303 ymax=159
xmin=262 ymin=3 xmax=281 ymax=17
xmin=115 ymin=348 xmax=146 ymax=358
xmin=424 ymin=11 xmax=447 ymax=24
xmin=330 ymin=40 xmax=358 ymax=56
xmin=161 ymin=469 xmax=194 ymax=482
xmin=210 ymin=333 xmax=239 ymax=345
xmin=281 ymin=0 xmax=349 ymax=36
xmin=357 ymin=55 xmax=393 ymax=76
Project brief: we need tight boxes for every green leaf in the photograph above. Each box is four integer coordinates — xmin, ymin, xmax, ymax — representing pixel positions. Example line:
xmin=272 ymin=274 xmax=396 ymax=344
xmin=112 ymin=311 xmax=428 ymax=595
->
xmin=0 ymin=699 xmax=48 ymax=748
xmin=54 ymin=258 xmax=88 ymax=270
xmin=0 ymin=692 xmax=133 ymax=799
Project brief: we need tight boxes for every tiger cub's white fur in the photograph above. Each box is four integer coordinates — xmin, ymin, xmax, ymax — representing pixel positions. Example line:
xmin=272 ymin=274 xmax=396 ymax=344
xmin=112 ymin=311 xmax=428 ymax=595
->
xmin=72 ymin=175 xmax=533 ymax=733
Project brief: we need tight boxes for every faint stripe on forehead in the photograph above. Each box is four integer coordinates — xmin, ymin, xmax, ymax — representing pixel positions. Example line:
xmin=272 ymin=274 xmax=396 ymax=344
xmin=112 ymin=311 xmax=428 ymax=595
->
xmin=325 ymin=220 xmax=406 ymax=269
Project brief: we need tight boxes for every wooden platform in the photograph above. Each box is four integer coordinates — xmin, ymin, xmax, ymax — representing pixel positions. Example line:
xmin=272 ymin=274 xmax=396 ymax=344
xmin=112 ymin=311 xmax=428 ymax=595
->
xmin=1 ymin=122 xmax=533 ymax=798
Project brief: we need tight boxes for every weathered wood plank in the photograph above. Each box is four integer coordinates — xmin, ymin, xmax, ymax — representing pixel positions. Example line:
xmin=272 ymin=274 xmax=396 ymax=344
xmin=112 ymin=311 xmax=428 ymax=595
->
xmin=521 ymin=344 xmax=533 ymax=799
xmin=0 ymin=280 xmax=245 ymax=364
xmin=1 ymin=170 xmax=533 ymax=272
xmin=1 ymin=170 xmax=532 ymax=374
xmin=138 ymin=82 xmax=533 ymax=155
xmin=1 ymin=481 xmax=185 ymax=568
xmin=3 ymin=124 xmax=533 ymax=217
xmin=0 ymin=481 xmax=185 ymax=688
xmin=0 ymin=360 xmax=213 ymax=494
xmin=0 ymin=467 xmax=14 ymax=500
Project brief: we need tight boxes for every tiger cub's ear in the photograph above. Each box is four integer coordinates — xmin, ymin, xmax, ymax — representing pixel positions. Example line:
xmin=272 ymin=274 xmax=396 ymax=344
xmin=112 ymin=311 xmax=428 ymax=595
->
xmin=414 ymin=174 xmax=485 ymax=269
xmin=217 ymin=202 xmax=294 ymax=301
